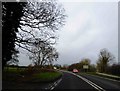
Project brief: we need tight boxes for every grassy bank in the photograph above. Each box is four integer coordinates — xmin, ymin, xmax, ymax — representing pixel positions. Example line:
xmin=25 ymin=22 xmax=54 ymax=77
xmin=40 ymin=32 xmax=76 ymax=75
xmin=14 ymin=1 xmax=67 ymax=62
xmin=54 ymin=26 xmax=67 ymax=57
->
xmin=96 ymin=72 xmax=120 ymax=81
xmin=78 ymin=72 xmax=120 ymax=81
xmin=31 ymin=72 xmax=62 ymax=82
xmin=3 ymin=67 xmax=62 ymax=83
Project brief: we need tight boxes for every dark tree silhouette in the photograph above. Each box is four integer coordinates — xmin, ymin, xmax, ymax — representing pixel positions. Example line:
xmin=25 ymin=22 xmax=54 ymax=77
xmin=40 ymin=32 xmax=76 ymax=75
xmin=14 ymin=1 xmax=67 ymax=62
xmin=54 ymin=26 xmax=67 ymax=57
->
xmin=2 ymin=2 xmax=26 ymax=69
xmin=16 ymin=0 xmax=65 ymax=66
xmin=28 ymin=38 xmax=58 ymax=67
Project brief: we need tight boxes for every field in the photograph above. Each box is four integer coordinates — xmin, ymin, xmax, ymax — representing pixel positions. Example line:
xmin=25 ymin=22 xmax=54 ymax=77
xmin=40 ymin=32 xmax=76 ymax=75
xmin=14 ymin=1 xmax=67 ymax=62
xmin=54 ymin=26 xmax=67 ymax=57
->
xmin=3 ymin=66 xmax=62 ymax=83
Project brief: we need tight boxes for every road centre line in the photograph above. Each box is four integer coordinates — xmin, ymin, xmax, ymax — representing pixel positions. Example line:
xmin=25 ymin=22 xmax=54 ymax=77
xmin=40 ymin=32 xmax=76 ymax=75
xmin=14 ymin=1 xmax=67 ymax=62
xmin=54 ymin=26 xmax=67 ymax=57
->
xmin=50 ymin=78 xmax=62 ymax=90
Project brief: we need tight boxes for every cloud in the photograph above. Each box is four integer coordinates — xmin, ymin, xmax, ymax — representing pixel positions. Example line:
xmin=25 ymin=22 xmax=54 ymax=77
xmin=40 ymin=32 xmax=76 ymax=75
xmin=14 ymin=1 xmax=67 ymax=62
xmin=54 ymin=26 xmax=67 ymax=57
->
xmin=54 ymin=2 xmax=118 ymax=65
xmin=18 ymin=1 xmax=118 ymax=66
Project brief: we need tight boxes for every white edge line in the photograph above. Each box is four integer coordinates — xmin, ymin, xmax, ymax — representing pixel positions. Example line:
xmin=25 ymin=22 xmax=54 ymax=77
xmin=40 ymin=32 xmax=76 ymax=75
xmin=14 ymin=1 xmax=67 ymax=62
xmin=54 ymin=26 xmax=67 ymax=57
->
xmin=76 ymin=75 xmax=106 ymax=91
xmin=74 ymin=73 xmax=106 ymax=91
xmin=62 ymin=70 xmax=106 ymax=91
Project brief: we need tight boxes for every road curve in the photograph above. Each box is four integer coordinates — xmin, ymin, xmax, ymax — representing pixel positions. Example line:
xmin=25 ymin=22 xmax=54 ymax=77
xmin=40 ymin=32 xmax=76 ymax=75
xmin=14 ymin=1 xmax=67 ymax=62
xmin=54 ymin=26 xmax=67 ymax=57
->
xmin=53 ymin=70 xmax=120 ymax=91
xmin=53 ymin=70 xmax=96 ymax=90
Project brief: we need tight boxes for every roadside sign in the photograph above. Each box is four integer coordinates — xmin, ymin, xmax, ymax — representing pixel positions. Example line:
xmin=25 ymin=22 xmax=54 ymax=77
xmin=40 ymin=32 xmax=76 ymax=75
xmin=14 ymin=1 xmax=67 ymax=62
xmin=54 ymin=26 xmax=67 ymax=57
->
xmin=83 ymin=65 xmax=89 ymax=69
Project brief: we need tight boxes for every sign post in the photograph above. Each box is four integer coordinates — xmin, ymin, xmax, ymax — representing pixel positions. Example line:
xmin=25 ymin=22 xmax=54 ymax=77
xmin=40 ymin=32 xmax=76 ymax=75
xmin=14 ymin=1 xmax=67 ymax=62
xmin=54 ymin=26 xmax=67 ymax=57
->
xmin=83 ymin=65 xmax=89 ymax=72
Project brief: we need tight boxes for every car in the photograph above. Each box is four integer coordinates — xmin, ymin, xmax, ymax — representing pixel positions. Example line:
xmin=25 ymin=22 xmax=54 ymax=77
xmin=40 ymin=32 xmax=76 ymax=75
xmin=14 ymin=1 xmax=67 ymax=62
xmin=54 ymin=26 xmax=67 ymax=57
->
xmin=73 ymin=69 xmax=78 ymax=73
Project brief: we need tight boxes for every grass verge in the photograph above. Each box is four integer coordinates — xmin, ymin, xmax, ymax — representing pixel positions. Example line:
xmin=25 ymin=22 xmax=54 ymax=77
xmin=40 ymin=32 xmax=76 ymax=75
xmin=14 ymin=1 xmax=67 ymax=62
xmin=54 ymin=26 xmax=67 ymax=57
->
xmin=30 ymin=71 xmax=62 ymax=83
xmin=78 ymin=72 xmax=120 ymax=81
xmin=3 ymin=67 xmax=62 ymax=83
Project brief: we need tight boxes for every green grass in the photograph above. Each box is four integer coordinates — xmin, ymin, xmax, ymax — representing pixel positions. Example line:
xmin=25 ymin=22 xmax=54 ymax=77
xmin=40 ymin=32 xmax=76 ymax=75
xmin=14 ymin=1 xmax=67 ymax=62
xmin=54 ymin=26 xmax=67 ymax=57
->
xmin=96 ymin=72 xmax=120 ymax=78
xmin=78 ymin=72 xmax=120 ymax=81
xmin=4 ymin=67 xmax=25 ymax=73
xmin=95 ymin=72 xmax=120 ymax=80
xmin=31 ymin=72 xmax=62 ymax=82
xmin=3 ymin=67 xmax=62 ymax=83
xmin=3 ymin=67 xmax=26 ymax=82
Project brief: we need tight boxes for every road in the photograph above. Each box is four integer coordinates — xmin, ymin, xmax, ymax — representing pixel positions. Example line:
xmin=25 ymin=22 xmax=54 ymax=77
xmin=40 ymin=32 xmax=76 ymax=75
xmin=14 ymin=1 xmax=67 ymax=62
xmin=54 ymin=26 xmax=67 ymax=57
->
xmin=79 ymin=73 xmax=120 ymax=90
xmin=52 ymin=70 xmax=120 ymax=91
xmin=3 ymin=70 xmax=120 ymax=90
xmin=53 ymin=70 xmax=96 ymax=90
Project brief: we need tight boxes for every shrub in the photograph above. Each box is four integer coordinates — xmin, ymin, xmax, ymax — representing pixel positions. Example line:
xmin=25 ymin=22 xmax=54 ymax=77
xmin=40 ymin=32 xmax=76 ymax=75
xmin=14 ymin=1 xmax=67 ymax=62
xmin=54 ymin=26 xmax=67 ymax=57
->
xmin=106 ymin=64 xmax=120 ymax=76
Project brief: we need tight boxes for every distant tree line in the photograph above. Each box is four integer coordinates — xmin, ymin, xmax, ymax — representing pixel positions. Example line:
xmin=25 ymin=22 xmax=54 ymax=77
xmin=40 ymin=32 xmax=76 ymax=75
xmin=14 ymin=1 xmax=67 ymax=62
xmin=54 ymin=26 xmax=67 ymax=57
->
xmin=68 ymin=58 xmax=96 ymax=72
xmin=105 ymin=64 xmax=120 ymax=76
xmin=67 ymin=48 xmax=119 ymax=76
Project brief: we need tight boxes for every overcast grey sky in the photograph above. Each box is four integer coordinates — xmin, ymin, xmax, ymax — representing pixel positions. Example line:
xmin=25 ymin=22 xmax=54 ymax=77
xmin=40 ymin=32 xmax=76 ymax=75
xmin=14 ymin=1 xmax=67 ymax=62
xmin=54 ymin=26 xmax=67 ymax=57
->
xmin=18 ymin=0 xmax=118 ymax=66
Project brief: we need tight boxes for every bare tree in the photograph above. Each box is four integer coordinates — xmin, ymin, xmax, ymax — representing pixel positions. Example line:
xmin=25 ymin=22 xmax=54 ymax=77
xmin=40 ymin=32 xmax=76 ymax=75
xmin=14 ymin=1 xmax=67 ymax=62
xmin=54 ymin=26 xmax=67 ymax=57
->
xmin=2 ymin=0 xmax=65 ymax=68
xmin=13 ymin=0 xmax=66 ymax=66
xmin=16 ymin=0 xmax=66 ymax=52
xmin=28 ymin=39 xmax=58 ymax=66
xmin=97 ymin=48 xmax=115 ymax=73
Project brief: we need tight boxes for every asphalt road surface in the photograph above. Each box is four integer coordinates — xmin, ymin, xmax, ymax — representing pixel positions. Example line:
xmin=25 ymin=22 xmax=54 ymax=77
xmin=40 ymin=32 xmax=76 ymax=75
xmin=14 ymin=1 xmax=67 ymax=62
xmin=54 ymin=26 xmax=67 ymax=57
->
xmin=79 ymin=73 xmax=120 ymax=90
xmin=53 ymin=70 xmax=96 ymax=90
xmin=52 ymin=70 xmax=120 ymax=91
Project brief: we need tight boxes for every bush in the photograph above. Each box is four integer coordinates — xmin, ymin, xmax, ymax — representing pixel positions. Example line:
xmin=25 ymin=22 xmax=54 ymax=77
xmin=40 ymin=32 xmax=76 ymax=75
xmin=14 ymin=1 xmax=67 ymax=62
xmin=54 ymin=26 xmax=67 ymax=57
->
xmin=106 ymin=64 xmax=120 ymax=76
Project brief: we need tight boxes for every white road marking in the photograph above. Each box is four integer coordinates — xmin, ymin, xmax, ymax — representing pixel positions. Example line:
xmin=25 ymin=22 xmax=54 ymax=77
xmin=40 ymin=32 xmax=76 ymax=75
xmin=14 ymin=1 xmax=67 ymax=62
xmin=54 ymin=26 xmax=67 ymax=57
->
xmin=49 ymin=78 xmax=62 ymax=90
xmin=62 ymin=70 xmax=106 ymax=91
xmin=51 ymin=87 xmax=54 ymax=90
xmin=76 ymin=75 xmax=106 ymax=91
